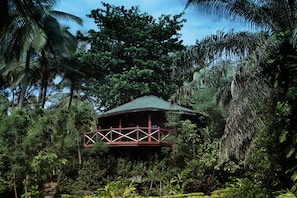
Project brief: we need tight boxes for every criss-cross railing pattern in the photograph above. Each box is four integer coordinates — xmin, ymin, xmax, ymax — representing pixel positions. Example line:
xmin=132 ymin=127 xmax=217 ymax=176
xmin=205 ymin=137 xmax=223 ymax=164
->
xmin=83 ymin=126 xmax=170 ymax=147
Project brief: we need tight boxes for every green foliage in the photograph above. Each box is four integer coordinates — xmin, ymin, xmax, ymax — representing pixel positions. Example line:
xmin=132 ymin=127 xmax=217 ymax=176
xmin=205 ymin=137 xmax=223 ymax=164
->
xmin=95 ymin=179 xmax=138 ymax=198
xmin=211 ymin=178 xmax=272 ymax=198
xmin=0 ymin=93 xmax=9 ymax=116
xmin=79 ymin=2 xmax=186 ymax=109
xmin=1 ymin=1 xmax=82 ymax=109
xmin=30 ymin=151 xmax=67 ymax=180
xmin=0 ymin=101 xmax=99 ymax=196
xmin=276 ymin=192 xmax=297 ymax=198
xmin=0 ymin=171 xmax=12 ymax=196
xmin=83 ymin=142 xmax=109 ymax=156
xmin=21 ymin=184 xmax=43 ymax=198
xmin=172 ymin=1 xmax=297 ymax=196
xmin=4 ymin=1 xmax=297 ymax=197
xmin=165 ymin=113 xmax=237 ymax=194
xmin=276 ymin=97 xmax=297 ymax=189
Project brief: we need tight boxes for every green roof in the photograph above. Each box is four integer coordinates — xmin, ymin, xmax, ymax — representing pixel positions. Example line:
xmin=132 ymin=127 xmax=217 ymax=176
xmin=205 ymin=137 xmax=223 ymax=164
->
xmin=99 ymin=95 xmax=196 ymax=117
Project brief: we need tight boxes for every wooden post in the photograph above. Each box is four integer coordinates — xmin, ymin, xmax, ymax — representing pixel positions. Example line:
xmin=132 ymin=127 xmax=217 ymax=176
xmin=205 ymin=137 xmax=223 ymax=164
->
xmin=137 ymin=125 xmax=139 ymax=141
xmin=97 ymin=126 xmax=101 ymax=143
xmin=158 ymin=126 xmax=160 ymax=142
xmin=83 ymin=132 xmax=86 ymax=146
xmin=110 ymin=126 xmax=113 ymax=142
xmin=148 ymin=113 xmax=151 ymax=142
xmin=119 ymin=118 xmax=122 ymax=141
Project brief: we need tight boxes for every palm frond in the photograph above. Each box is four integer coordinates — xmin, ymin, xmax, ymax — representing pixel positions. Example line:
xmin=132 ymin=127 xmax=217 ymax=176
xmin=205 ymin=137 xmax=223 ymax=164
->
xmin=174 ymin=30 xmax=268 ymax=78
xmin=186 ymin=0 xmax=297 ymax=32
xmin=183 ymin=0 xmax=297 ymax=164
xmin=186 ymin=0 xmax=271 ymax=29
xmin=3 ymin=0 xmax=57 ymax=29
xmin=220 ymin=65 xmax=271 ymax=161
xmin=290 ymin=27 xmax=297 ymax=48
xmin=60 ymin=26 xmax=78 ymax=56
xmin=49 ymin=10 xmax=83 ymax=26
xmin=171 ymin=60 xmax=235 ymax=116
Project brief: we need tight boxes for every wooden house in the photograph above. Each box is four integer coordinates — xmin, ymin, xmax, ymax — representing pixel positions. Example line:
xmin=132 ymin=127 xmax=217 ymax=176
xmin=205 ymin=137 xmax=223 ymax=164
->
xmin=83 ymin=95 xmax=198 ymax=148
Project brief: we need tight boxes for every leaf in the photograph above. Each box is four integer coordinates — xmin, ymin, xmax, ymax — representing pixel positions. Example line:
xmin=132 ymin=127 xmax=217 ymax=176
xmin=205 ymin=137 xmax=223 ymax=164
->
xmin=287 ymin=147 xmax=296 ymax=158
xmin=279 ymin=130 xmax=288 ymax=143
xmin=287 ymin=87 xmax=297 ymax=100
xmin=293 ymin=133 xmax=297 ymax=145
xmin=291 ymin=171 xmax=297 ymax=182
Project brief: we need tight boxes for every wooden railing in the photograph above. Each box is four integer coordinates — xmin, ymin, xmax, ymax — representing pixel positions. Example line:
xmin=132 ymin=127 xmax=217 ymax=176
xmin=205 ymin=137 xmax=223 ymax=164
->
xmin=83 ymin=126 xmax=171 ymax=147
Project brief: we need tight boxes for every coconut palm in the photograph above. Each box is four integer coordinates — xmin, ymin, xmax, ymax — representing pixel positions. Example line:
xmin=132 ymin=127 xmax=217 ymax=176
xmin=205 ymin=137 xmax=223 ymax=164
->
xmin=38 ymin=24 xmax=81 ymax=108
xmin=179 ymin=0 xmax=297 ymax=162
xmin=34 ymin=10 xmax=82 ymax=109
xmin=1 ymin=2 xmax=82 ymax=108
xmin=1 ymin=18 xmax=46 ymax=108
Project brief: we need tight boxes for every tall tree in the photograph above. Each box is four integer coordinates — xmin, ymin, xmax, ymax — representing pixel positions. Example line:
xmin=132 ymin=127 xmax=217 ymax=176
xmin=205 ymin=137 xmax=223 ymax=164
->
xmin=180 ymin=0 xmax=297 ymax=189
xmin=38 ymin=24 xmax=81 ymax=109
xmin=1 ymin=2 xmax=82 ymax=109
xmin=79 ymin=3 xmax=186 ymax=109
xmin=20 ymin=8 xmax=82 ymax=109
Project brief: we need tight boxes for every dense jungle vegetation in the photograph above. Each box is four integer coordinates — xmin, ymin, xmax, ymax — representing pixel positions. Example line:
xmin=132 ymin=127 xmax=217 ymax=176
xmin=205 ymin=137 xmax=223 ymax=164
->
xmin=1 ymin=0 xmax=297 ymax=197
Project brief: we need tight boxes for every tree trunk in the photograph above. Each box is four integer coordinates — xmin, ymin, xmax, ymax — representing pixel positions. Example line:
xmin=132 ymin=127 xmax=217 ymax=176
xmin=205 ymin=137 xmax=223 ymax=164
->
xmin=77 ymin=138 xmax=82 ymax=169
xmin=18 ymin=47 xmax=32 ymax=109
xmin=40 ymin=49 xmax=49 ymax=109
xmin=41 ymin=77 xmax=48 ymax=108
xmin=13 ymin=172 xmax=18 ymax=198
xmin=68 ymin=84 xmax=74 ymax=109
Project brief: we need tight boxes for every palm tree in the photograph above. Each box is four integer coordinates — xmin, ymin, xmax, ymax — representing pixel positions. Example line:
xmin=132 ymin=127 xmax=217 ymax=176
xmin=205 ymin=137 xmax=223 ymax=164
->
xmin=38 ymin=24 xmax=81 ymax=108
xmin=1 ymin=2 xmax=82 ymax=109
xmin=23 ymin=9 xmax=82 ymax=109
xmin=180 ymin=0 xmax=297 ymax=162
xmin=49 ymin=55 xmax=98 ymax=111
xmin=1 ymin=19 xmax=46 ymax=108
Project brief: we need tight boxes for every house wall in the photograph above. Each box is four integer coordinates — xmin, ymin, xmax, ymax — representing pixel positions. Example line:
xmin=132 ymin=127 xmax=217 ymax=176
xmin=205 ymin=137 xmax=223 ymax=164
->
xmin=98 ymin=111 xmax=166 ymax=129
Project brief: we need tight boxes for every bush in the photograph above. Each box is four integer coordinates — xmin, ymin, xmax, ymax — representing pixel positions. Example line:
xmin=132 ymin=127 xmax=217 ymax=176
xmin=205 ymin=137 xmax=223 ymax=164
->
xmin=211 ymin=178 xmax=272 ymax=198
xmin=95 ymin=179 xmax=138 ymax=198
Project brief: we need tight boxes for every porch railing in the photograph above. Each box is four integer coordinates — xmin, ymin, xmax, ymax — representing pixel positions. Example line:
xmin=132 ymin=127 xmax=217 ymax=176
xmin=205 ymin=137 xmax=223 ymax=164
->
xmin=83 ymin=126 xmax=171 ymax=147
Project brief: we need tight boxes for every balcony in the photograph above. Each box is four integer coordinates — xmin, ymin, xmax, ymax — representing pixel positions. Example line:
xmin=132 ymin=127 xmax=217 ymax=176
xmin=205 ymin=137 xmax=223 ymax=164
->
xmin=83 ymin=126 xmax=171 ymax=147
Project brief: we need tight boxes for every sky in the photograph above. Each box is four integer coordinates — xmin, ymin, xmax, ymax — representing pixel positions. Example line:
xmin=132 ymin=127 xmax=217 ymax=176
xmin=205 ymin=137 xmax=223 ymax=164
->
xmin=54 ymin=0 xmax=250 ymax=45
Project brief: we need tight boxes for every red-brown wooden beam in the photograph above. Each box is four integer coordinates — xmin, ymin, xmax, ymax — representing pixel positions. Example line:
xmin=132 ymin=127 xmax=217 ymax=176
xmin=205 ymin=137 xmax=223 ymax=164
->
xmin=148 ymin=113 xmax=151 ymax=142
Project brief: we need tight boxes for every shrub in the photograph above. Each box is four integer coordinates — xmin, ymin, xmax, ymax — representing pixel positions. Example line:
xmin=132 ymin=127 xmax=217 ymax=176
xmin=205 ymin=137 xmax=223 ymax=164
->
xmin=95 ymin=179 xmax=138 ymax=198
xmin=211 ymin=178 xmax=272 ymax=198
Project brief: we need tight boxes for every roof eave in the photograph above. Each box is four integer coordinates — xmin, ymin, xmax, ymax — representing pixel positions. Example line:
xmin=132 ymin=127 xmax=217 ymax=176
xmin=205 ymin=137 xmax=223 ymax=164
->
xmin=98 ymin=108 xmax=197 ymax=118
